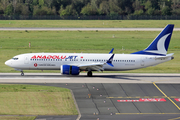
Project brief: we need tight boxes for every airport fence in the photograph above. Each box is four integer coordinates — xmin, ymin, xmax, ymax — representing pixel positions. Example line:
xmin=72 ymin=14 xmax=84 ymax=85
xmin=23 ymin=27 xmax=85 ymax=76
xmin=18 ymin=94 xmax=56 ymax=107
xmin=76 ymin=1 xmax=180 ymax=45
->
xmin=0 ymin=15 xmax=180 ymax=20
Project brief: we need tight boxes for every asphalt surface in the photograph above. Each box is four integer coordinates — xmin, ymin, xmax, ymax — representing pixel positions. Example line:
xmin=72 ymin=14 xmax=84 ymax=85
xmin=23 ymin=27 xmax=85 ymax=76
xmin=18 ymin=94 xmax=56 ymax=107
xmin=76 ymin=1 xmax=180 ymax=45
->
xmin=1 ymin=73 xmax=180 ymax=120
xmin=32 ymin=83 xmax=180 ymax=120
xmin=1 ymin=73 xmax=180 ymax=83
xmin=1 ymin=27 xmax=180 ymax=31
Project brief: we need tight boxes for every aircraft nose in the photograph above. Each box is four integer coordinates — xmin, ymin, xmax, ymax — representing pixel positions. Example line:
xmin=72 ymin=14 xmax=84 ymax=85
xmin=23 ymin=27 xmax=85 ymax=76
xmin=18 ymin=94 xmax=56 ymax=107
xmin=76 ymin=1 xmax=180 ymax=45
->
xmin=5 ymin=60 xmax=11 ymax=66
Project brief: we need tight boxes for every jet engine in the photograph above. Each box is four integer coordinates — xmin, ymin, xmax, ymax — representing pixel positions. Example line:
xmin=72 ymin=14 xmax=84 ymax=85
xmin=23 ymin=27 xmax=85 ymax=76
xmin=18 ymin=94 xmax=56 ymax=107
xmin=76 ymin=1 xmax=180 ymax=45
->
xmin=61 ymin=65 xmax=80 ymax=75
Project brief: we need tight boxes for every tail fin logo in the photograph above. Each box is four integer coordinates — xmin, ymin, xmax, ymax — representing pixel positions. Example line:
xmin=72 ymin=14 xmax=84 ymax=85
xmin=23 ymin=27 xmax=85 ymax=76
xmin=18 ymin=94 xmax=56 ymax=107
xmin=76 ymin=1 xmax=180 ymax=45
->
xmin=131 ymin=24 xmax=174 ymax=56
xmin=145 ymin=33 xmax=171 ymax=55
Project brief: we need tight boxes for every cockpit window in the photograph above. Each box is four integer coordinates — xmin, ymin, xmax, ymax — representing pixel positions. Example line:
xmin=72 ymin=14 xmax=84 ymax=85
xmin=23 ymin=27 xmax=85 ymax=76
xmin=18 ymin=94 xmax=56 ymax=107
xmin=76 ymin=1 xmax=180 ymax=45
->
xmin=12 ymin=58 xmax=18 ymax=60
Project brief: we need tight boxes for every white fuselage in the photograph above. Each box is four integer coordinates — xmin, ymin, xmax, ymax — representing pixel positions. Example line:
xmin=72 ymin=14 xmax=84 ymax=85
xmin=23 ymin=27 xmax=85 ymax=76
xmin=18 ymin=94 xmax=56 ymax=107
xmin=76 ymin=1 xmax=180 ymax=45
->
xmin=5 ymin=53 xmax=172 ymax=71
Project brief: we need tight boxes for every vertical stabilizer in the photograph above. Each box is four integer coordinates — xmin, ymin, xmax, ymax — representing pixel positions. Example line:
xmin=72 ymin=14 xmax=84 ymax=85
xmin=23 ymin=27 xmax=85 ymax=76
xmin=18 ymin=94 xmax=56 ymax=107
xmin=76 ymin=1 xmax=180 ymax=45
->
xmin=132 ymin=24 xmax=174 ymax=56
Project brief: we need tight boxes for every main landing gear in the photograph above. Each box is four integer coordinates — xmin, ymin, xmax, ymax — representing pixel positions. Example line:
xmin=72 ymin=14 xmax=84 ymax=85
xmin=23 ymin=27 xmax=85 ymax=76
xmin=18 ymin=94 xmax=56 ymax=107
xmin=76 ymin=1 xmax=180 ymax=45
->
xmin=21 ymin=71 xmax=24 ymax=76
xmin=87 ymin=71 xmax=92 ymax=77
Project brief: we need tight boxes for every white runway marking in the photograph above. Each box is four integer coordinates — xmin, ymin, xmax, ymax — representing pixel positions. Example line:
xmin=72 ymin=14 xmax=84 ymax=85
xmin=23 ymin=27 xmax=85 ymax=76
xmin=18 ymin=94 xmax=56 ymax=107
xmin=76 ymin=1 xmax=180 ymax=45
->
xmin=0 ymin=78 xmax=70 ymax=79
xmin=1 ymin=28 xmax=180 ymax=31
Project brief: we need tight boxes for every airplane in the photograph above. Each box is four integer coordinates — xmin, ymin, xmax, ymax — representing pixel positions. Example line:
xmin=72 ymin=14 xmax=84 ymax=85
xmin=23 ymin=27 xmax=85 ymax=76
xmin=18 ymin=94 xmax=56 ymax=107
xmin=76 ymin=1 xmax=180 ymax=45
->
xmin=5 ymin=24 xmax=174 ymax=77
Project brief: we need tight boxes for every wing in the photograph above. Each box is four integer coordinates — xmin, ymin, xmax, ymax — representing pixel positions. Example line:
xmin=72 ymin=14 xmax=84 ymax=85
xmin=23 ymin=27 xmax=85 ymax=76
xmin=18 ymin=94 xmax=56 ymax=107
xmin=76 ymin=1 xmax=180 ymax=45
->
xmin=69 ymin=54 xmax=115 ymax=71
xmin=78 ymin=62 xmax=105 ymax=71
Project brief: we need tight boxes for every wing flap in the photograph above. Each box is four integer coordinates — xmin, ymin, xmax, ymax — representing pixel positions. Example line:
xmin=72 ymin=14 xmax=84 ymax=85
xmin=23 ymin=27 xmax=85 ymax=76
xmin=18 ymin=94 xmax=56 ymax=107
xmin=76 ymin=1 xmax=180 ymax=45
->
xmin=89 ymin=66 xmax=104 ymax=71
xmin=78 ymin=63 xmax=105 ymax=71
xmin=78 ymin=63 xmax=105 ymax=67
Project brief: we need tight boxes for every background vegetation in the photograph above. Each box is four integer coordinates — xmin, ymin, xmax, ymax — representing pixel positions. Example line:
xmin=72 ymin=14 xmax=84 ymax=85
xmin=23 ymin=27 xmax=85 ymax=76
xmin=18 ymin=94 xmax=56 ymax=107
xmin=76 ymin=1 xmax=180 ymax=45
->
xmin=0 ymin=0 xmax=180 ymax=17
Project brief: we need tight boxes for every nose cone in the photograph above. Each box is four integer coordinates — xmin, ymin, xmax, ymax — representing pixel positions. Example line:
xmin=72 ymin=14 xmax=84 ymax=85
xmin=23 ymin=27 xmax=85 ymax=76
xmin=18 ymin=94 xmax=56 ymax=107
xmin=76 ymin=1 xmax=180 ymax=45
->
xmin=5 ymin=60 xmax=11 ymax=67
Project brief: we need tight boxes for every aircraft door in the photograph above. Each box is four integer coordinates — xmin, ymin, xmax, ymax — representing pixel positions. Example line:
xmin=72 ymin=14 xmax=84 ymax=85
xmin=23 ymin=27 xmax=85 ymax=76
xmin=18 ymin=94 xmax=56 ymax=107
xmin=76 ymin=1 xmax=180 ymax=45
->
xmin=24 ymin=56 xmax=29 ymax=64
xmin=141 ymin=57 xmax=145 ymax=66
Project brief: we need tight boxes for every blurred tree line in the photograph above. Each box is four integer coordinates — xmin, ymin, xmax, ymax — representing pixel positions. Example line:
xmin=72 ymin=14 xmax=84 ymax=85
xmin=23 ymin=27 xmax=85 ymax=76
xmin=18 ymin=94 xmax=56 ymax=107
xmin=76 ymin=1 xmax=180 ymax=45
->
xmin=0 ymin=0 xmax=180 ymax=16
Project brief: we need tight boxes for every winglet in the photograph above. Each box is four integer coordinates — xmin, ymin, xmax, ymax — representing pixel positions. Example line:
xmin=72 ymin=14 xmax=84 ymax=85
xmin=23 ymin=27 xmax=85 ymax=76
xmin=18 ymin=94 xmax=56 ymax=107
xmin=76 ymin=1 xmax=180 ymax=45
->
xmin=109 ymin=48 xmax=114 ymax=54
xmin=107 ymin=54 xmax=114 ymax=67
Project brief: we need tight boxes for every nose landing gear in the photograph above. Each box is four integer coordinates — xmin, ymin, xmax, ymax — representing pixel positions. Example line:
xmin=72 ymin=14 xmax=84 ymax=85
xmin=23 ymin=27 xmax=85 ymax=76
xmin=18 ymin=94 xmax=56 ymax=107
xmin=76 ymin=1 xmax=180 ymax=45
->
xmin=21 ymin=71 xmax=24 ymax=76
xmin=14 ymin=68 xmax=24 ymax=76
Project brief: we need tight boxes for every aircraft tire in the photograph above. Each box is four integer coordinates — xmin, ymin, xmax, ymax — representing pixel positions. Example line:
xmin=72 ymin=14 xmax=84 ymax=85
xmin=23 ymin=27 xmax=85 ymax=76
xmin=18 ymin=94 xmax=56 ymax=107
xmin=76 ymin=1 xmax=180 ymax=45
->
xmin=21 ymin=72 xmax=24 ymax=76
xmin=87 ymin=71 xmax=92 ymax=77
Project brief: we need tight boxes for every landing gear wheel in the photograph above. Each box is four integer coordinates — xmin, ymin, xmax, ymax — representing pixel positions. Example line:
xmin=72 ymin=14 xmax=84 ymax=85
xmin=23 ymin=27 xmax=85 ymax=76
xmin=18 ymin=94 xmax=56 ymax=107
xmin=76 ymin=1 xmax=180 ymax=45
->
xmin=21 ymin=72 xmax=24 ymax=76
xmin=87 ymin=71 xmax=92 ymax=77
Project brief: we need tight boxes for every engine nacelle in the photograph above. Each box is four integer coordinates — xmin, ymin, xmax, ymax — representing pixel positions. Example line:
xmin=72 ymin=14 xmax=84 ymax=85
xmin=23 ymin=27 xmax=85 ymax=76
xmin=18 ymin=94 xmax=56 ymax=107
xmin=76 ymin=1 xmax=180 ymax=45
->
xmin=61 ymin=65 xmax=80 ymax=75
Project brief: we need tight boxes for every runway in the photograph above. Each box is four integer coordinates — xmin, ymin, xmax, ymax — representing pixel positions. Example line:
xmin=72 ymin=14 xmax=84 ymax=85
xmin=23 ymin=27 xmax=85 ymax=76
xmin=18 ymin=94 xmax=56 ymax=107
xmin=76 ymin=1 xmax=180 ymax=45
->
xmin=0 ymin=27 xmax=180 ymax=31
xmin=0 ymin=73 xmax=180 ymax=83
xmin=1 ymin=73 xmax=180 ymax=120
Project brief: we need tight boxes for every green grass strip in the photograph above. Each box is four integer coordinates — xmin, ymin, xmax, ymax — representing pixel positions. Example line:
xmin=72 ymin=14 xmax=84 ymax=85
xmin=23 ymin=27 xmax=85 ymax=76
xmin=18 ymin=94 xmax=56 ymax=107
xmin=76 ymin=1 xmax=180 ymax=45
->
xmin=0 ymin=84 xmax=78 ymax=115
xmin=0 ymin=20 xmax=180 ymax=28
xmin=0 ymin=116 xmax=36 ymax=120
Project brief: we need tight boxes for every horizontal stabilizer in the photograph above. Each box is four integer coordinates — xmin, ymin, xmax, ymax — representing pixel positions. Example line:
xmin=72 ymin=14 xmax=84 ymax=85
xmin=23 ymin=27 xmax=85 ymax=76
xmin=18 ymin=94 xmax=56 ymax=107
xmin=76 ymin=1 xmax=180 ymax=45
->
xmin=155 ymin=53 xmax=174 ymax=60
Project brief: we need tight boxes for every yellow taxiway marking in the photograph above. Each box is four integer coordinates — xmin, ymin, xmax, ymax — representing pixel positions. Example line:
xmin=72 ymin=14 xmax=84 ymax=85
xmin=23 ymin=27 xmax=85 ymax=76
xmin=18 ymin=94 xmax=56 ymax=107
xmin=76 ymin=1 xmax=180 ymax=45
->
xmin=171 ymin=96 xmax=180 ymax=98
xmin=107 ymin=96 xmax=180 ymax=99
xmin=107 ymin=96 xmax=166 ymax=98
xmin=168 ymin=117 xmax=180 ymax=120
xmin=153 ymin=82 xmax=180 ymax=111
xmin=116 ymin=113 xmax=180 ymax=115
